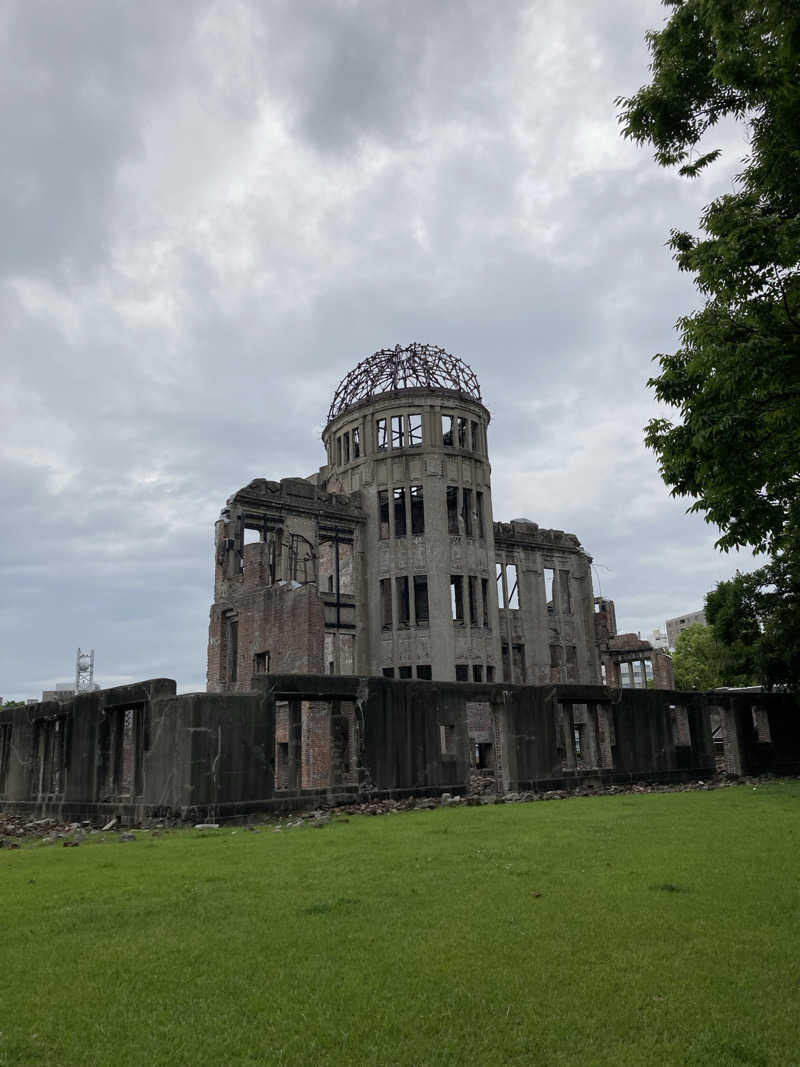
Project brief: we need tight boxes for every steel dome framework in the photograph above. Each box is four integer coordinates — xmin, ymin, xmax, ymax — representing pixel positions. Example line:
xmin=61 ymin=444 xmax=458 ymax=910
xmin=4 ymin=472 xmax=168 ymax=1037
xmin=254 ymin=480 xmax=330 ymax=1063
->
xmin=327 ymin=342 xmax=482 ymax=423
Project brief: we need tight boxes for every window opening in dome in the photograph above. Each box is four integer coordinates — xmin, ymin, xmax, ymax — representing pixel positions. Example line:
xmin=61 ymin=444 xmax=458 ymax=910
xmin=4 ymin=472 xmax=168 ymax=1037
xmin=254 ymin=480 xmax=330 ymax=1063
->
xmin=391 ymin=415 xmax=404 ymax=449
xmin=442 ymin=415 xmax=453 ymax=447
xmin=408 ymin=413 xmax=422 ymax=446
xmin=376 ymin=418 xmax=388 ymax=451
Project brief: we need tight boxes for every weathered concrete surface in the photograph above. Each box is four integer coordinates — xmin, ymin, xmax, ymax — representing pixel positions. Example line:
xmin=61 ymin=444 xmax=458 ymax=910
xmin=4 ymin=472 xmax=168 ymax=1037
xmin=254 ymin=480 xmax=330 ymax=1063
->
xmin=1 ymin=676 xmax=796 ymax=823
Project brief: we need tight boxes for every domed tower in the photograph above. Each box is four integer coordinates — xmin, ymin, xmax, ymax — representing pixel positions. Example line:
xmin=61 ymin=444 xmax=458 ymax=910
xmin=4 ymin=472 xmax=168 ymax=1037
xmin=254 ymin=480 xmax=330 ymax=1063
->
xmin=323 ymin=343 xmax=502 ymax=683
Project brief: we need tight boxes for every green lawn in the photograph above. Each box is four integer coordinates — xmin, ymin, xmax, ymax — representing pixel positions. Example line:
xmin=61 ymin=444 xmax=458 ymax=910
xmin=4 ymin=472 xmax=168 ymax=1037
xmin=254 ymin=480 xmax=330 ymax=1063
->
xmin=2 ymin=783 xmax=799 ymax=1066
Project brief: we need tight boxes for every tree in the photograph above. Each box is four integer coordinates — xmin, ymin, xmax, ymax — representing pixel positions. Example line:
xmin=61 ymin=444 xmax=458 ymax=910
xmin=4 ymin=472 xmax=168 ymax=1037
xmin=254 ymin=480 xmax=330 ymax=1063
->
xmin=617 ymin=1 xmax=800 ymax=558
xmin=672 ymin=623 xmax=726 ymax=690
xmin=706 ymin=558 xmax=800 ymax=688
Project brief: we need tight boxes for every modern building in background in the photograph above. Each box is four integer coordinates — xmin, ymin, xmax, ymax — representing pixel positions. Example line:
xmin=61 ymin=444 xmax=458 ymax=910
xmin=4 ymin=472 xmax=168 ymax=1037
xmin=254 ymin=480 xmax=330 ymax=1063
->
xmin=666 ymin=610 xmax=707 ymax=650
xmin=208 ymin=344 xmax=601 ymax=693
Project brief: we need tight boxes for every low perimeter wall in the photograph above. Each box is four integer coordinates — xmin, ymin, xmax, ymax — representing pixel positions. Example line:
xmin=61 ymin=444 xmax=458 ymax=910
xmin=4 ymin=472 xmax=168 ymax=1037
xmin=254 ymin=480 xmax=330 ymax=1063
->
xmin=1 ymin=676 xmax=798 ymax=823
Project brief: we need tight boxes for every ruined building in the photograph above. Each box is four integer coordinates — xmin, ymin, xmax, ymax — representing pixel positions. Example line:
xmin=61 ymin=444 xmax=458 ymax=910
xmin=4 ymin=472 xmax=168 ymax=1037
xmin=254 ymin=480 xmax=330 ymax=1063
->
xmin=208 ymin=344 xmax=601 ymax=693
xmin=4 ymin=345 xmax=799 ymax=820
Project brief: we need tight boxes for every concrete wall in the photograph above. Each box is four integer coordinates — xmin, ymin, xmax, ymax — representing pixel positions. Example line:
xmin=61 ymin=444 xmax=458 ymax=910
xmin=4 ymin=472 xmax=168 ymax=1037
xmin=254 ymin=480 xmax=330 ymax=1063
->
xmin=4 ymin=676 xmax=795 ymax=823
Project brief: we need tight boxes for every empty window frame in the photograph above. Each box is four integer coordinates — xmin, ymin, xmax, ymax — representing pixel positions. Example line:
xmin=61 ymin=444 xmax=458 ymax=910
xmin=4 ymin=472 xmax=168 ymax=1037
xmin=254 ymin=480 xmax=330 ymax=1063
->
xmin=468 ymin=576 xmax=478 ymax=626
xmin=352 ymin=426 xmax=360 ymax=457
xmin=462 ymin=488 xmax=473 ymax=536
xmin=442 ymin=415 xmax=454 ymax=446
xmin=544 ymin=567 xmax=556 ymax=614
xmin=475 ymin=492 xmax=485 ymax=538
xmin=481 ymin=577 xmax=489 ymax=627
xmin=380 ymin=578 xmax=393 ymax=630
xmin=413 ymin=575 xmax=429 ymax=625
xmin=408 ymin=413 xmax=422 ymax=446
xmin=398 ymin=666 xmax=412 ymax=679
xmin=253 ymin=650 xmax=270 ymax=674
xmin=416 ymin=665 xmax=432 ymax=680
xmin=446 ymin=486 xmax=459 ymax=535
xmin=378 ymin=490 xmax=390 ymax=539
xmin=471 ymin=421 xmax=481 ymax=453
xmin=506 ymin=564 xmax=519 ymax=609
xmin=376 ymin=418 xmax=388 ymax=451
xmin=450 ymin=575 xmax=464 ymax=623
xmin=455 ymin=665 xmax=469 ymax=682
xmin=472 ymin=664 xmax=483 ymax=682
xmin=396 ymin=576 xmax=410 ymax=627
xmin=336 ymin=436 xmax=343 ymax=466
xmin=486 ymin=665 xmax=495 ymax=682
xmin=752 ymin=706 xmax=772 ymax=743
xmin=457 ymin=417 xmax=468 ymax=448
xmin=382 ymin=667 xmax=395 ymax=678
xmin=550 ymin=645 xmax=563 ymax=667
xmin=559 ymin=570 xmax=572 ymax=614
xmin=496 ymin=561 xmax=505 ymax=607
xmin=243 ymin=526 xmax=261 ymax=546
xmin=343 ymin=432 xmax=351 ymax=463
xmin=391 ymin=415 xmax=405 ymax=449
xmin=393 ymin=487 xmax=407 ymax=537
xmin=410 ymin=484 xmax=424 ymax=535
xmin=440 ymin=722 xmax=456 ymax=753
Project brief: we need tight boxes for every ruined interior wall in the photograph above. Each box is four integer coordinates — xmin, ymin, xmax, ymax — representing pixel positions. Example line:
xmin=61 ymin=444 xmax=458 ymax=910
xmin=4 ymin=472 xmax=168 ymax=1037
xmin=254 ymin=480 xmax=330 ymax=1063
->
xmin=494 ymin=522 xmax=600 ymax=686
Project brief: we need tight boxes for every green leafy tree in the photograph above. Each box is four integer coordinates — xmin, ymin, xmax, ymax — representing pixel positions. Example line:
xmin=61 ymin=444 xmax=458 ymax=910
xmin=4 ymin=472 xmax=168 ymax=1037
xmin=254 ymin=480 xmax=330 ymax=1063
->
xmin=617 ymin=1 xmax=800 ymax=557
xmin=706 ymin=559 xmax=800 ymax=688
xmin=672 ymin=623 xmax=726 ymax=690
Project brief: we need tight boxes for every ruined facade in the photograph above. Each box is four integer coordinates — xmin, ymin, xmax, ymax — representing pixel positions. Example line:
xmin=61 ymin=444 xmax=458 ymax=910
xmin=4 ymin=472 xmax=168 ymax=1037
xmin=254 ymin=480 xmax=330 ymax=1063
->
xmin=594 ymin=597 xmax=675 ymax=690
xmin=208 ymin=343 xmax=600 ymax=695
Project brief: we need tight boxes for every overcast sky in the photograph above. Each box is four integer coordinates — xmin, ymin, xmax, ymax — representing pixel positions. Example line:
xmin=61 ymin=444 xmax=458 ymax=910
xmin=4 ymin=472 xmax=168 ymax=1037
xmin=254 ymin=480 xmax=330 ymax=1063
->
xmin=1 ymin=0 xmax=757 ymax=699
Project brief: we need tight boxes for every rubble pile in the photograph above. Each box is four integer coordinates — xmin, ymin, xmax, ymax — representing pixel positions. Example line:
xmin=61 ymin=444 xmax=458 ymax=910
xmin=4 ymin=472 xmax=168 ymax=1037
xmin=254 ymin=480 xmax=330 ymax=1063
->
xmin=0 ymin=775 xmax=778 ymax=844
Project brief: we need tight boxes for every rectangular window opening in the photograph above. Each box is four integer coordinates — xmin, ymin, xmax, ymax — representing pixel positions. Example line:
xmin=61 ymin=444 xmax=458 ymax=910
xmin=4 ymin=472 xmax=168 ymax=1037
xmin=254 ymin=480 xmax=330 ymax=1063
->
xmin=393 ymin=487 xmax=407 ymax=537
xmin=472 ymin=664 xmax=483 ymax=682
xmin=398 ymin=666 xmax=412 ymax=679
xmin=455 ymin=665 xmax=469 ymax=682
xmin=413 ymin=575 xmax=429 ymax=625
xmin=378 ymin=490 xmax=390 ymax=539
xmin=380 ymin=578 xmax=392 ymax=630
xmin=468 ymin=576 xmax=478 ymax=626
xmin=391 ymin=415 xmax=405 ymax=449
xmin=457 ymin=417 xmax=468 ymax=448
xmin=506 ymin=563 xmax=519 ymax=609
xmin=376 ymin=418 xmax=388 ymax=451
xmin=471 ymin=421 xmax=480 ymax=453
xmin=253 ymin=650 xmax=270 ymax=674
xmin=382 ymin=667 xmax=395 ymax=678
xmin=396 ymin=575 xmax=410 ymax=627
xmin=408 ymin=413 xmax=422 ymax=446
xmin=410 ymin=484 xmax=424 ymax=535
xmin=416 ymin=665 xmax=432 ymax=680
xmin=446 ymin=485 xmax=459 ymax=535
xmin=440 ymin=722 xmax=456 ymax=754
xmin=462 ymin=488 xmax=473 ymax=536
xmin=496 ymin=561 xmax=505 ymax=608
xmin=336 ymin=436 xmax=343 ymax=466
xmin=476 ymin=492 xmax=485 ymax=538
xmin=352 ymin=426 xmax=360 ymax=458
xmin=442 ymin=415 xmax=454 ymax=446
xmin=450 ymin=575 xmax=464 ymax=623
xmin=544 ymin=567 xmax=555 ymax=614
xmin=486 ymin=665 xmax=495 ymax=682
xmin=343 ymin=432 xmax=351 ymax=464
xmin=481 ymin=577 xmax=489 ymax=627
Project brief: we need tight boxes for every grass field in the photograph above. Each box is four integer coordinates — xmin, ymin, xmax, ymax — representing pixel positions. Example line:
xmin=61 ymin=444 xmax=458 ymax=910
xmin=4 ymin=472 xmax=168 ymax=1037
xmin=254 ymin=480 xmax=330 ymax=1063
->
xmin=2 ymin=782 xmax=799 ymax=1066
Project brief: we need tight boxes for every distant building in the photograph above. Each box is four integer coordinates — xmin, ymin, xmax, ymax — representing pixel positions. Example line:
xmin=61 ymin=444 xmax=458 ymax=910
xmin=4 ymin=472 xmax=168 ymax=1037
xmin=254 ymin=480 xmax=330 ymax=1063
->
xmin=41 ymin=683 xmax=76 ymax=703
xmin=666 ymin=610 xmax=707 ymax=649
xmin=647 ymin=626 xmax=669 ymax=651
xmin=594 ymin=597 xmax=674 ymax=689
